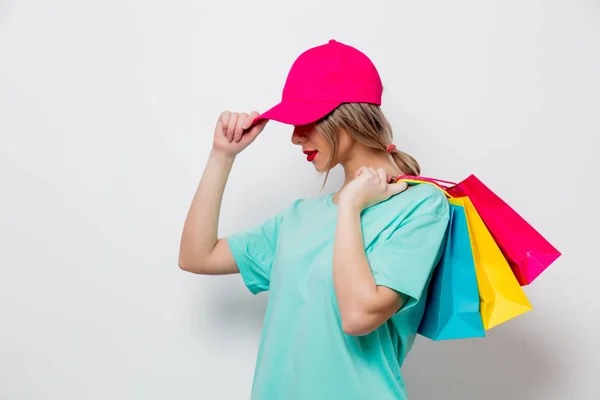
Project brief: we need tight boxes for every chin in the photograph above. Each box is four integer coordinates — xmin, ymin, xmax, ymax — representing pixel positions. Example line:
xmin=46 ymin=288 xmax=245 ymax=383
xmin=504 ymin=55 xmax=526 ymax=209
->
xmin=313 ymin=158 xmax=334 ymax=173
xmin=313 ymin=162 xmax=326 ymax=173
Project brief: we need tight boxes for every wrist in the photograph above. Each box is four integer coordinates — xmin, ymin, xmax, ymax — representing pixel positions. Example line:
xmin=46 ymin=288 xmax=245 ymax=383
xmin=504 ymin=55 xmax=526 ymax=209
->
xmin=210 ymin=148 xmax=237 ymax=164
xmin=338 ymin=196 xmax=364 ymax=214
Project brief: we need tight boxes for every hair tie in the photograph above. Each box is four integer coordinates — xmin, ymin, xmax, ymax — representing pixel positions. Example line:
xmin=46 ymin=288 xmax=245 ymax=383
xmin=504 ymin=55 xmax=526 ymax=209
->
xmin=386 ymin=144 xmax=397 ymax=154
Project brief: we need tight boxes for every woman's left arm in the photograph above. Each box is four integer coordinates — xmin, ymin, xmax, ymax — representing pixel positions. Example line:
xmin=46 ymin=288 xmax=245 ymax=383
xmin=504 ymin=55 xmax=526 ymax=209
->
xmin=333 ymin=200 xmax=405 ymax=336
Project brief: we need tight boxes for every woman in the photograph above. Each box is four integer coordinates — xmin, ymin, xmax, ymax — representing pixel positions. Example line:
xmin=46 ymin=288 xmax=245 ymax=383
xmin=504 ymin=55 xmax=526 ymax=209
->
xmin=179 ymin=40 xmax=450 ymax=400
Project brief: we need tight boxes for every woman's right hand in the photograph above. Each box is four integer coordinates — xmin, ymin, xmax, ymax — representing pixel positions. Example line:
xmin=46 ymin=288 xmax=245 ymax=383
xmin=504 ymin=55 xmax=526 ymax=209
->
xmin=213 ymin=110 xmax=268 ymax=157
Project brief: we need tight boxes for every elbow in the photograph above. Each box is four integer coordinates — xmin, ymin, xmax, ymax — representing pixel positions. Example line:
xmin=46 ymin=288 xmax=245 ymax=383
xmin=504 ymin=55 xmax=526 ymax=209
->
xmin=178 ymin=260 xmax=197 ymax=273
xmin=340 ymin=311 xmax=374 ymax=337
xmin=177 ymin=255 xmax=205 ymax=274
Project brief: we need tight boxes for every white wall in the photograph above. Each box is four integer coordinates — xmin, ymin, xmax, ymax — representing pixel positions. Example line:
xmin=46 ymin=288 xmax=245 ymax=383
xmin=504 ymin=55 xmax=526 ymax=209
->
xmin=1 ymin=0 xmax=598 ymax=399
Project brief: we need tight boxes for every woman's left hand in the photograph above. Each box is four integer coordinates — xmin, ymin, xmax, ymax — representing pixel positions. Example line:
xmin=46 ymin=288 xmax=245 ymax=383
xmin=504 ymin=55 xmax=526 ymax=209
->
xmin=339 ymin=167 xmax=408 ymax=211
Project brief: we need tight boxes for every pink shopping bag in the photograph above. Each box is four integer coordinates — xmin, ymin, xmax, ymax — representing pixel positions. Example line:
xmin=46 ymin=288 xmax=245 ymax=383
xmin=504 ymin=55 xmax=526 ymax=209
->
xmin=397 ymin=174 xmax=561 ymax=286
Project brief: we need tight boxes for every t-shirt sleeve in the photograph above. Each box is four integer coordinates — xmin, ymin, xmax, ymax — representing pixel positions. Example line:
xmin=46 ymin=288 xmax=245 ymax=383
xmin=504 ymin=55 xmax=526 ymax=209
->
xmin=226 ymin=211 xmax=284 ymax=295
xmin=367 ymin=206 xmax=450 ymax=313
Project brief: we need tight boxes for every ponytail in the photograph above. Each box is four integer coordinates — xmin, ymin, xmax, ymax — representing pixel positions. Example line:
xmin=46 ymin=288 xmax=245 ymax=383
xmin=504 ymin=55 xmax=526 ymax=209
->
xmin=389 ymin=148 xmax=420 ymax=177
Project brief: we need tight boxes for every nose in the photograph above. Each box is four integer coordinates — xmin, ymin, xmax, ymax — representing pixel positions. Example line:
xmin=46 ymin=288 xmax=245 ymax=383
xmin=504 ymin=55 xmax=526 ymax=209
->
xmin=291 ymin=126 xmax=305 ymax=145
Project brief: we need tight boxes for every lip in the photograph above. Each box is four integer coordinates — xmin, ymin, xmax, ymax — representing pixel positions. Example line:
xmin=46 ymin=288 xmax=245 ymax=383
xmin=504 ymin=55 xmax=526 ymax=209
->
xmin=303 ymin=149 xmax=318 ymax=162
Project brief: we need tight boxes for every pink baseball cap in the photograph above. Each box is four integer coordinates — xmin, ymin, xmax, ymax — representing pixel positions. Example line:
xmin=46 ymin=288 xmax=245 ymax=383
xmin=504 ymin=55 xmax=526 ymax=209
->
xmin=254 ymin=39 xmax=383 ymax=126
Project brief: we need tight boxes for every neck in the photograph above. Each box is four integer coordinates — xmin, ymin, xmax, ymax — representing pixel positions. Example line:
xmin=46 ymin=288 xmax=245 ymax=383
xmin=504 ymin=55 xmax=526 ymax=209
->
xmin=343 ymin=147 xmax=401 ymax=183
xmin=330 ymin=146 xmax=402 ymax=204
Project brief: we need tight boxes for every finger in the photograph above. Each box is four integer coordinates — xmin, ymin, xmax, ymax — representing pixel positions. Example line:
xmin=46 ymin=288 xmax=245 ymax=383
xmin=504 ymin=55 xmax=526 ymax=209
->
xmin=246 ymin=118 xmax=268 ymax=141
xmin=242 ymin=112 xmax=266 ymax=140
xmin=226 ymin=112 xmax=239 ymax=141
xmin=238 ymin=112 xmax=249 ymax=129
xmin=377 ymin=169 xmax=387 ymax=184
xmin=368 ymin=167 xmax=378 ymax=181
xmin=246 ymin=111 xmax=260 ymax=128
xmin=234 ymin=113 xmax=249 ymax=142
xmin=220 ymin=111 xmax=231 ymax=135
xmin=356 ymin=166 xmax=369 ymax=177
xmin=388 ymin=181 xmax=408 ymax=196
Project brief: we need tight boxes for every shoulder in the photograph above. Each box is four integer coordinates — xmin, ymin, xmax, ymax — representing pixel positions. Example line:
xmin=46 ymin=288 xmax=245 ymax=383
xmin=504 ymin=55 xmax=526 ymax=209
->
xmin=363 ymin=184 xmax=450 ymax=237
xmin=377 ymin=182 xmax=449 ymax=222
xmin=402 ymin=183 xmax=449 ymax=219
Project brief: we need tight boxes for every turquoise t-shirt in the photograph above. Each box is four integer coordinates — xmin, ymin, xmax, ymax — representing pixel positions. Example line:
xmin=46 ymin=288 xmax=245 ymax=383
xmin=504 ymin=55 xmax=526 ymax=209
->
xmin=226 ymin=183 xmax=450 ymax=399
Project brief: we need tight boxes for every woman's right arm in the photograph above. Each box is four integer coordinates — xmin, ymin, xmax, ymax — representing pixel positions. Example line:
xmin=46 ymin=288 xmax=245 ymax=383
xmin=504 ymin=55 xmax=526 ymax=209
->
xmin=178 ymin=111 xmax=267 ymax=275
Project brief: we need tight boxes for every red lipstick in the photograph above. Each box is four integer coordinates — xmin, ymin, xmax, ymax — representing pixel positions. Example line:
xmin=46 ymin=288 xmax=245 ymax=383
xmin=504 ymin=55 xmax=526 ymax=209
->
xmin=303 ymin=150 xmax=318 ymax=162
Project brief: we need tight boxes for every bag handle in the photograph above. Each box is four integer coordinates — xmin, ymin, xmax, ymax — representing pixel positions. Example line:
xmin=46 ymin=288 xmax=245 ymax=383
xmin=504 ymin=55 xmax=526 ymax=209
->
xmin=396 ymin=175 xmax=457 ymax=189
xmin=395 ymin=175 xmax=454 ymax=199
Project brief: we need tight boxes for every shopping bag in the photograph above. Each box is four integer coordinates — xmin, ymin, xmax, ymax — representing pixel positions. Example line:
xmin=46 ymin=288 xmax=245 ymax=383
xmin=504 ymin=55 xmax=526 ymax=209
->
xmin=398 ymin=178 xmax=533 ymax=330
xmin=418 ymin=200 xmax=485 ymax=341
xmin=398 ymin=174 xmax=561 ymax=285
xmin=446 ymin=175 xmax=561 ymax=286
xmin=454 ymin=196 xmax=533 ymax=329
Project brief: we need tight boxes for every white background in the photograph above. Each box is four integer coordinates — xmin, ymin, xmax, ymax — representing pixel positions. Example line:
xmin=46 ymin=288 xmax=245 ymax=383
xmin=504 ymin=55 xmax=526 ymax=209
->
xmin=1 ymin=0 xmax=599 ymax=399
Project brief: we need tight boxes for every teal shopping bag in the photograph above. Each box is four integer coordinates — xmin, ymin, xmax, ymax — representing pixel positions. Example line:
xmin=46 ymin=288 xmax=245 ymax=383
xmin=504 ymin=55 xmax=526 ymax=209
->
xmin=418 ymin=202 xmax=485 ymax=341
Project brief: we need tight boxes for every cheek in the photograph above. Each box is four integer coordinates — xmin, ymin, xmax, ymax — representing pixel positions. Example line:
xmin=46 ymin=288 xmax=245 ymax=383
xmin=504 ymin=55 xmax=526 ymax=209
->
xmin=306 ymin=128 xmax=333 ymax=164
xmin=317 ymin=142 xmax=332 ymax=163
xmin=315 ymin=147 xmax=333 ymax=171
xmin=312 ymin=134 xmax=330 ymax=153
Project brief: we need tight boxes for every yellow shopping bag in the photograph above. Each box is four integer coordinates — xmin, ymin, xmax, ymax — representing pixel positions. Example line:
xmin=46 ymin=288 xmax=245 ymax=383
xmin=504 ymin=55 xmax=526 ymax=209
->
xmin=454 ymin=196 xmax=533 ymax=330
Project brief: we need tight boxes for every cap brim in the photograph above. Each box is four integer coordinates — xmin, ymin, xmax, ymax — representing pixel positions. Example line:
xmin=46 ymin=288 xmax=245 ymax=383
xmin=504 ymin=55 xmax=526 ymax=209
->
xmin=253 ymin=100 xmax=341 ymax=126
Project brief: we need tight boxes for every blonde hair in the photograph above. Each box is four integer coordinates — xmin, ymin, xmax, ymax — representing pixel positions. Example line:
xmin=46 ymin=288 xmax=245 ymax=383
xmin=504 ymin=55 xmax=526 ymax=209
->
xmin=315 ymin=103 xmax=420 ymax=187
